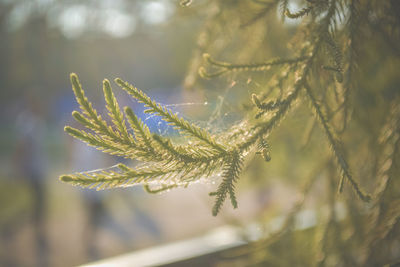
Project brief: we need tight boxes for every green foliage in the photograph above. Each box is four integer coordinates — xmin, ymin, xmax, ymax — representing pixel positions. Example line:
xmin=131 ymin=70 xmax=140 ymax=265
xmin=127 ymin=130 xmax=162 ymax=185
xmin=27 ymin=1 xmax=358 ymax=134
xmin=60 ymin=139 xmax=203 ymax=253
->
xmin=61 ymin=73 xmax=227 ymax=198
xmin=60 ymin=0 xmax=400 ymax=265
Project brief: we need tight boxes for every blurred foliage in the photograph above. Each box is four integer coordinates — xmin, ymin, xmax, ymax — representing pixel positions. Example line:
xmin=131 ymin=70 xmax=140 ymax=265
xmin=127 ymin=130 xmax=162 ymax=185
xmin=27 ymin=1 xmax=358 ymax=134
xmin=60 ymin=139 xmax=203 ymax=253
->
xmin=189 ymin=0 xmax=400 ymax=266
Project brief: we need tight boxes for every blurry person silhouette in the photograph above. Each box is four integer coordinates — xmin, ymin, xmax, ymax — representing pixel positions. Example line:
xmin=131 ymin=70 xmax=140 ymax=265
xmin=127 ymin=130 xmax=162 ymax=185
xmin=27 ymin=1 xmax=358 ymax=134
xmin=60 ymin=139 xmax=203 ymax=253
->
xmin=14 ymin=93 xmax=48 ymax=267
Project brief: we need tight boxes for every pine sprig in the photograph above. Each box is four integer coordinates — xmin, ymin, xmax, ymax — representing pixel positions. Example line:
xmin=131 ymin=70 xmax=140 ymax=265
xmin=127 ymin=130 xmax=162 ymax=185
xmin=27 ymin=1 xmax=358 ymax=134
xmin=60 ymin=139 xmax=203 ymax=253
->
xmin=64 ymin=126 xmax=133 ymax=157
xmin=70 ymin=74 xmax=115 ymax=137
xmin=103 ymin=79 xmax=132 ymax=143
xmin=60 ymin=163 xmax=182 ymax=190
xmin=61 ymin=160 xmax=223 ymax=191
xmin=124 ymin=106 xmax=154 ymax=150
xmin=210 ymin=151 xmax=243 ymax=216
xmin=70 ymin=73 xmax=99 ymax=123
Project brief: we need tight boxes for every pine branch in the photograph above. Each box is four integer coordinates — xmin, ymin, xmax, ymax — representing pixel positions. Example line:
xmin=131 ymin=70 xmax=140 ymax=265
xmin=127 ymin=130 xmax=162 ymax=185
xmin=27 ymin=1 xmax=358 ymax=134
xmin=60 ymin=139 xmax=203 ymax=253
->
xmin=61 ymin=74 xmax=228 ymax=193
xmin=323 ymin=33 xmax=343 ymax=82
xmin=304 ymin=82 xmax=370 ymax=202
xmin=199 ymin=53 xmax=308 ymax=79
xmin=341 ymin=0 xmax=359 ymax=133
xmin=144 ymin=184 xmax=178 ymax=194
xmin=285 ymin=6 xmax=313 ymax=19
xmin=115 ymin=78 xmax=227 ymax=153
xmin=252 ymin=93 xmax=287 ymax=119
xmin=238 ymin=0 xmax=338 ymax=151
